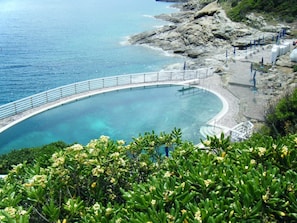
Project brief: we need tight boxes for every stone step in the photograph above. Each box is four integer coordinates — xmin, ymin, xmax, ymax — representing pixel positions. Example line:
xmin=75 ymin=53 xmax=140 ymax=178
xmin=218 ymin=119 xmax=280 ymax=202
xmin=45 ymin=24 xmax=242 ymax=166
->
xmin=228 ymin=81 xmax=254 ymax=88
xmin=200 ymin=126 xmax=223 ymax=138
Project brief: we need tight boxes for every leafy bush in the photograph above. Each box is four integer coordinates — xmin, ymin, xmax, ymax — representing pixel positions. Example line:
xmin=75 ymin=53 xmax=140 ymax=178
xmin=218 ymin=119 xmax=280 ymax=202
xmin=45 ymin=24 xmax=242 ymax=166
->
xmin=0 ymin=129 xmax=182 ymax=222
xmin=225 ymin=0 xmax=297 ymax=22
xmin=0 ymin=141 xmax=69 ymax=174
xmin=0 ymin=130 xmax=297 ymax=222
xmin=265 ymin=88 xmax=297 ymax=137
xmin=284 ymin=16 xmax=295 ymax=23
xmin=226 ymin=0 xmax=255 ymax=21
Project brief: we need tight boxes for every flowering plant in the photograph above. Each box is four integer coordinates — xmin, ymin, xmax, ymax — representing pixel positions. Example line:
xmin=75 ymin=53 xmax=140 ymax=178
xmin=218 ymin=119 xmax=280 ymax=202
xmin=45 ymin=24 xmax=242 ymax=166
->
xmin=0 ymin=130 xmax=297 ymax=222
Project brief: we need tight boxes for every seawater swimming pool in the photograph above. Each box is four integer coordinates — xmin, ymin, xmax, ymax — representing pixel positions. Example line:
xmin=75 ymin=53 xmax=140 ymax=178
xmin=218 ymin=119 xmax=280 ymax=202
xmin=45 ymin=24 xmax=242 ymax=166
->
xmin=0 ymin=85 xmax=223 ymax=154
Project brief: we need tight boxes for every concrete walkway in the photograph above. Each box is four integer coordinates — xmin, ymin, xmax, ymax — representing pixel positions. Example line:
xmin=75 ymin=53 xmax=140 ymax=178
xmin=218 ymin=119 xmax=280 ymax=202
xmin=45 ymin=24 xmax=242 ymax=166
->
xmin=223 ymin=42 xmax=291 ymax=122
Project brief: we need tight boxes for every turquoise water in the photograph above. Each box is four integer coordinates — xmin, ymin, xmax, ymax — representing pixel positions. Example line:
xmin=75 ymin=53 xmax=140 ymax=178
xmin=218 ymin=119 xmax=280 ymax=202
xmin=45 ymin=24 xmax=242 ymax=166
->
xmin=0 ymin=0 xmax=181 ymax=104
xmin=0 ymin=85 xmax=223 ymax=154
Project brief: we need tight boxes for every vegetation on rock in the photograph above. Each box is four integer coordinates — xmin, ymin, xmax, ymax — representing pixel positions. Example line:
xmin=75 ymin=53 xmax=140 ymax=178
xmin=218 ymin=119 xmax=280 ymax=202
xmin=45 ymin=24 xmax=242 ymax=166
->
xmin=218 ymin=0 xmax=297 ymax=22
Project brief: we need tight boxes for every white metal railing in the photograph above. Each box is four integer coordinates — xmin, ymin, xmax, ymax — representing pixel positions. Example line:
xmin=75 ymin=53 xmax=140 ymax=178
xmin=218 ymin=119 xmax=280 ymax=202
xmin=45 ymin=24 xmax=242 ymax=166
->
xmin=0 ymin=69 xmax=213 ymax=120
xmin=229 ymin=121 xmax=254 ymax=142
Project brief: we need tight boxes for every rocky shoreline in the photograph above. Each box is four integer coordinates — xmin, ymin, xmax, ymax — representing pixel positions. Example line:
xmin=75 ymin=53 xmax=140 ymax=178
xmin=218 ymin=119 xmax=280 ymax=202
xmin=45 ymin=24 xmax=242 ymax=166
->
xmin=130 ymin=1 xmax=288 ymax=67
xmin=129 ymin=0 xmax=297 ymax=128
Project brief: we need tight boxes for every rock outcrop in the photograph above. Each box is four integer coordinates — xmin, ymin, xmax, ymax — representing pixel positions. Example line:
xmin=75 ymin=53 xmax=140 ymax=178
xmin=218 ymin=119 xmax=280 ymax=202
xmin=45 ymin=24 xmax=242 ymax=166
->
xmin=129 ymin=1 xmax=283 ymax=63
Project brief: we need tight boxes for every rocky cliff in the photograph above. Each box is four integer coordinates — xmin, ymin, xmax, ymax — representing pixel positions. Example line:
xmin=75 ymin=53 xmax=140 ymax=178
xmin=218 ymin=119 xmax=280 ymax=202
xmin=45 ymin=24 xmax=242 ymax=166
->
xmin=130 ymin=1 xmax=288 ymax=66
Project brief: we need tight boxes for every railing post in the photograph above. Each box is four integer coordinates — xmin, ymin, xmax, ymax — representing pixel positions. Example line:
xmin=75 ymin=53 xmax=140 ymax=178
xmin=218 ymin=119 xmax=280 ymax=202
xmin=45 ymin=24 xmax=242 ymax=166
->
xmin=116 ymin=76 xmax=118 ymax=86
xmin=144 ymin=73 xmax=146 ymax=83
xmin=46 ymin=92 xmax=48 ymax=103
xmin=14 ymin=103 xmax=17 ymax=115
xmin=130 ymin=75 xmax=132 ymax=84
xmin=30 ymin=97 xmax=33 ymax=109
xmin=88 ymin=81 xmax=91 ymax=91
xmin=102 ymin=78 xmax=105 ymax=88
xmin=60 ymin=88 xmax=63 ymax=99
xmin=74 ymin=84 xmax=77 ymax=94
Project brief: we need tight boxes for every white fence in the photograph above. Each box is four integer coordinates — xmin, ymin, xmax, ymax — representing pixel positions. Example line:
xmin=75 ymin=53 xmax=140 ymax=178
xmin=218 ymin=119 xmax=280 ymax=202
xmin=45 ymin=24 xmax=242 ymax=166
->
xmin=229 ymin=121 xmax=254 ymax=142
xmin=0 ymin=69 xmax=212 ymax=120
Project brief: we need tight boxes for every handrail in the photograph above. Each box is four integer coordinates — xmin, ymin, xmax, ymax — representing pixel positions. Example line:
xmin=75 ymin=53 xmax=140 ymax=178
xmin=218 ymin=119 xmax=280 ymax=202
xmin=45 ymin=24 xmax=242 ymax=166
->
xmin=0 ymin=69 xmax=212 ymax=120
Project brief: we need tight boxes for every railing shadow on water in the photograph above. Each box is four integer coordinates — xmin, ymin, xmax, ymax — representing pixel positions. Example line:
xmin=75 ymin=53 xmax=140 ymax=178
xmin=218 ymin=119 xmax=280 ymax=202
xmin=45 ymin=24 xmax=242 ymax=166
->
xmin=0 ymin=69 xmax=213 ymax=120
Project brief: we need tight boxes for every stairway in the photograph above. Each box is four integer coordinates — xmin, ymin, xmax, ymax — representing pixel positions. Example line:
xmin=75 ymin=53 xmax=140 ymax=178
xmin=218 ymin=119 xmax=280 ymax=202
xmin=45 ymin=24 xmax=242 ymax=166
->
xmin=200 ymin=125 xmax=223 ymax=138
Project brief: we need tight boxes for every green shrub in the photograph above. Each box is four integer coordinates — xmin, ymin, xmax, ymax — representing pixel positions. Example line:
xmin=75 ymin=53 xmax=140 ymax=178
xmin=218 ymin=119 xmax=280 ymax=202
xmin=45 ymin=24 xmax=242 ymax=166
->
xmin=0 ymin=141 xmax=69 ymax=174
xmin=0 ymin=131 xmax=297 ymax=222
xmin=265 ymin=88 xmax=297 ymax=137
xmin=0 ymin=129 xmax=182 ymax=222
xmin=284 ymin=16 xmax=295 ymax=23
xmin=226 ymin=0 xmax=297 ymax=22
xmin=227 ymin=0 xmax=255 ymax=21
xmin=230 ymin=0 xmax=238 ymax=7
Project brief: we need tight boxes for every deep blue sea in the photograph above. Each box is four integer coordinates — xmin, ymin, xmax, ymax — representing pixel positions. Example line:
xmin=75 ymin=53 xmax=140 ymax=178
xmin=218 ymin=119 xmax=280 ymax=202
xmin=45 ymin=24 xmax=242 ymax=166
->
xmin=0 ymin=0 xmax=181 ymax=105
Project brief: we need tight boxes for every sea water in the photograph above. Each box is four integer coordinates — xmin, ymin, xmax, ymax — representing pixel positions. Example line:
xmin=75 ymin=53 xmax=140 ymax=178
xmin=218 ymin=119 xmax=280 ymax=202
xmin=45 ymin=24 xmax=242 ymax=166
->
xmin=0 ymin=0 xmax=182 ymax=104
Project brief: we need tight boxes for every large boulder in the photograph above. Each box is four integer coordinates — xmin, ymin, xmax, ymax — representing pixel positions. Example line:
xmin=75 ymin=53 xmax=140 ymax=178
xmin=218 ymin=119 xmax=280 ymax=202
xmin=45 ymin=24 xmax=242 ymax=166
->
xmin=194 ymin=1 xmax=219 ymax=19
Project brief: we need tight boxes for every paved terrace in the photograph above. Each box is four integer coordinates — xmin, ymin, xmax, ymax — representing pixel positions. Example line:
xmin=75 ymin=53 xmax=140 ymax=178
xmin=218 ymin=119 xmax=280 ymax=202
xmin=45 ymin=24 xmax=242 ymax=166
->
xmin=224 ymin=39 xmax=294 ymax=123
xmin=1 ymin=69 xmax=238 ymax=134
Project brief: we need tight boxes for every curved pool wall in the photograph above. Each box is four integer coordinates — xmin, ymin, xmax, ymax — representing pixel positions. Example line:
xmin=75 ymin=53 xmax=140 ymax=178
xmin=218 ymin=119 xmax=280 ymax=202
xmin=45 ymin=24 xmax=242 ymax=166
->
xmin=0 ymin=84 xmax=225 ymax=154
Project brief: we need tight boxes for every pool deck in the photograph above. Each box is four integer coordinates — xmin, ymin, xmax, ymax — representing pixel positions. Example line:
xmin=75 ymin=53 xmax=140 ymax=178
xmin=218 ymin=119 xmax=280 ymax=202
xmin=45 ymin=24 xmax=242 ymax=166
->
xmin=225 ymin=45 xmax=273 ymax=122
xmin=223 ymin=42 xmax=292 ymax=124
